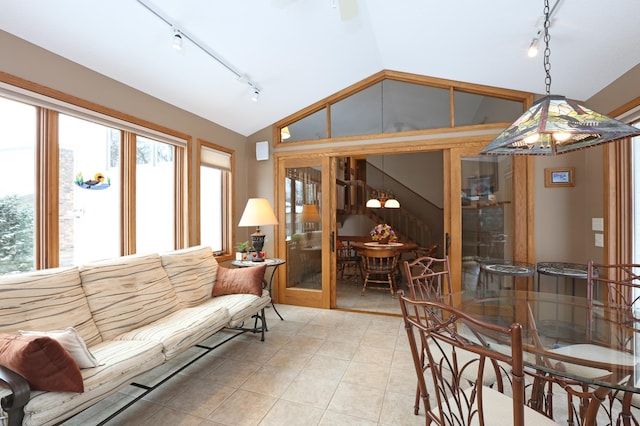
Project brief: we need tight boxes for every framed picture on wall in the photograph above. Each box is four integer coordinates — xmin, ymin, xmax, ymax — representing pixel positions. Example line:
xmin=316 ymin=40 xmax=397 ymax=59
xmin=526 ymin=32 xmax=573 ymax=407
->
xmin=544 ymin=167 xmax=575 ymax=187
xmin=468 ymin=175 xmax=493 ymax=196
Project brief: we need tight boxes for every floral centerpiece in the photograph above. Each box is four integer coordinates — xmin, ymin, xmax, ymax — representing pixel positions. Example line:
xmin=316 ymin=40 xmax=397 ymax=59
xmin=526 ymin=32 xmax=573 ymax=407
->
xmin=370 ymin=224 xmax=397 ymax=242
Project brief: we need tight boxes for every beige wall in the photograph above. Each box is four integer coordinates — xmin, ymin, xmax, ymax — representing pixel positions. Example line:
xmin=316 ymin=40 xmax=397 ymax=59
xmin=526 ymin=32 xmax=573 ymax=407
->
xmin=534 ymin=64 xmax=640 ymax=264
xmin=245 ymin=127 xmax=277 ymax=256
xmin=0 ymin=29 xmax=250 ymax=248
xmin=5 ymin=25 xmax=638 ymax=265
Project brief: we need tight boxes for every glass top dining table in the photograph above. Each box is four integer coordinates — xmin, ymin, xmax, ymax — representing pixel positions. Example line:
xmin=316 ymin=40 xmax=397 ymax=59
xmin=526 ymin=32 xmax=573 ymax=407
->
xmin=446 ymin=289 xmax=640 ymax=424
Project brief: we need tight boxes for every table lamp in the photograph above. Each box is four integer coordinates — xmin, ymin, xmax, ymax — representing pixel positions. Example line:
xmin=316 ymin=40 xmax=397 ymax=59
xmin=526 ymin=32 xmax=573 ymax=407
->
xmin=300 ymin=204 xmax=320 ymax=247
xmin=238 ymin=198 xmax=278 ymax=262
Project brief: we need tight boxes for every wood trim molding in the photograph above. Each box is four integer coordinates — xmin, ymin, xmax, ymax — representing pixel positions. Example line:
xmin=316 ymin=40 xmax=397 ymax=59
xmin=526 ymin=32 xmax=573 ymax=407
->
xmin=604 ymin=139 xmax=633 ymax=265
xmin=273 ymin=69 xmax=534 ymax=148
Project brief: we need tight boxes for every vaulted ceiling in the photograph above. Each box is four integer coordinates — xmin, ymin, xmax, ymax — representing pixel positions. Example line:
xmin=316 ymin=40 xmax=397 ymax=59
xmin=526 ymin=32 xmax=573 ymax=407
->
xmin=1 ymin=0 xmax=638 ymax=136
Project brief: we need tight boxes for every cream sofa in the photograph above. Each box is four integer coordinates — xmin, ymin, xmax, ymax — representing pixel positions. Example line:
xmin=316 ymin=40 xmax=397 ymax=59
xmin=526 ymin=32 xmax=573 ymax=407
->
xmin=0 ymin=246 xmax=271 ymax=426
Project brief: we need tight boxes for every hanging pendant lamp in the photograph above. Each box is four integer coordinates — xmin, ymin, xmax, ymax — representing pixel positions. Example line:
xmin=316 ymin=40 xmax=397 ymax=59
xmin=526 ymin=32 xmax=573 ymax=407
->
xmin=365 ymin=156 xmax=400 ymax=208
xmin=481 ymin=0 xmax=640 ymax=156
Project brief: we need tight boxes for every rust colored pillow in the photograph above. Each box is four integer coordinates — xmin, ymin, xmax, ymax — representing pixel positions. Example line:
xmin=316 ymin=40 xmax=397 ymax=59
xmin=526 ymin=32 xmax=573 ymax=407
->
xmin=212 ymin=265 xmax=266 ymax=297
xmin=0 ymin=333 xmax=84 ymax=393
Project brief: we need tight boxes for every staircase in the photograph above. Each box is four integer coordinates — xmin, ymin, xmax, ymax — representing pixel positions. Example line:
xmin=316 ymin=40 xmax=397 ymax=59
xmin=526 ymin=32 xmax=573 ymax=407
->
xmin=337 ymin=178 xmax=440 ymax=248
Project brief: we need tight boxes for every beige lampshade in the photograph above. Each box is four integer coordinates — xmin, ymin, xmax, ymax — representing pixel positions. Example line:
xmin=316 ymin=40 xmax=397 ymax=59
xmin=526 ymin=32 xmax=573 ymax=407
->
xmin=281 ymin=126 xmax=291 ymax=140
xmin=238 ymin=198 xmax=278 ymax=227
xmin=300 ymin=204 xmax=320 ymax=223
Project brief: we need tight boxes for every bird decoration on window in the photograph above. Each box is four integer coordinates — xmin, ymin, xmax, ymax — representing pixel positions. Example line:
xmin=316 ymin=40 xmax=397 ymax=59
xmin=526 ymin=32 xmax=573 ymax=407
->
xmin=75 ymin=172 xmax=111 ymax=190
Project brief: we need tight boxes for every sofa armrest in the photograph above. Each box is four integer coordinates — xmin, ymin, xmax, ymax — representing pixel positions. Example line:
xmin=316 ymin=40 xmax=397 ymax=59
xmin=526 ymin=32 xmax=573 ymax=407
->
xmin=0 ymin=365 xmax=30 ymax=426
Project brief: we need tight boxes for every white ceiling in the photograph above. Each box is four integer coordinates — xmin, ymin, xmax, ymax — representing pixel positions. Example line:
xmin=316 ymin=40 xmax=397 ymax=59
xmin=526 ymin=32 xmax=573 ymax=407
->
xmin=1 ymin=0 xmax=638 ymax=137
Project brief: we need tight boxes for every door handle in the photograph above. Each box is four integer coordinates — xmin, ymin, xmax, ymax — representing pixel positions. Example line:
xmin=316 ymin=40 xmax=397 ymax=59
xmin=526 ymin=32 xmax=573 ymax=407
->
xmin=445 ymin=232 xmax=450 ymax=256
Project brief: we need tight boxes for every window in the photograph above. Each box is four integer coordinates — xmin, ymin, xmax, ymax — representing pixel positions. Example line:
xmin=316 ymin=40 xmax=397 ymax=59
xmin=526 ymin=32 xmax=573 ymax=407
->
xmin=58 ymin=114 xmax=121 ymax=266
xmin=0 ymin=81 xmax=189 ymax=273
xmin=0 ymin=97 xmax=36 ymax=273
xmin=199 ymin=141 xmax=233 ymax=255
xmin=136 ymin=136 xmax=176 ymax=254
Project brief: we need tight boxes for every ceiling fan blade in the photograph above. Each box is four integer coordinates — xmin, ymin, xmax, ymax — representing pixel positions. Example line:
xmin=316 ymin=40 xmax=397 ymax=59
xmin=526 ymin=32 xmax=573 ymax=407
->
xmin=339 ymin=0 xmax=358 ymax=20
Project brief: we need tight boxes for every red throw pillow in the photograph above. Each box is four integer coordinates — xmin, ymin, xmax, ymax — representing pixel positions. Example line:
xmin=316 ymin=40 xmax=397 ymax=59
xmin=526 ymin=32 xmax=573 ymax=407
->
xmin=212 ymin=265 xmax=266 ymax=297
xmin=0 ymin=333 xmax=84 ymax=392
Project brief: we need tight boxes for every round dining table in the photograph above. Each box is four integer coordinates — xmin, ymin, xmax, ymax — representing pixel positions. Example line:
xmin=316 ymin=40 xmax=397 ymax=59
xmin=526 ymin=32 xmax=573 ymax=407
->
xmin=446 ymin=289 xmax=640 ymax=426
xmin=351 ymin=241 xmax=417 ymax=252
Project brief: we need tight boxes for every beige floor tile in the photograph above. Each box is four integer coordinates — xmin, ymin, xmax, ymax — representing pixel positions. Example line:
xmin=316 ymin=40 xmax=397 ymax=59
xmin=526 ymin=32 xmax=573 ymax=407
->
xmin=280 ymin=373 xmax=340 ymax=409
xmin=164 ymin=377 xmax=236 ymax=418
xmin=342 ymin=361 xmax=391 ymax=390
xmin=283 ymin=334 xmax=326 ymax=355
xmin=359 ymin=330 xmax=398 ymax=350
xmin=326 ymin=326 xmax=367 ymax=343
xmin=378 ymin=390 xmax=426 ymax=426
xmin=240 ymin=363 xmax=299 ymax=398
xmin=134 ymin=406 xmax=209 ymax=426
xmin=315 ymin=339 xmax=359 ymax=360
xmin=327 ymin=382 xmax=385 ymax=422
xmin=206 ymin=357 xmax=262 ymax=388
xmin=318 ymin=410 xmax=378 ymax=426
xmin=207 ymin=389 xmax=276 ymax=426
xmin=297 ymin=323 xmax=334 ymax=339
xmin=387 ymin=366 xmax=419 ymax=397
xmin=259 ymin=399 xmax=324 ymax=426
xmin=352 ymin=344 xmax=395 ymax=366
xmin=390 ymin=348 xmax=415 ymax=371
xmin=299 ymin=354 xmax=350 ymax=380
xmin=265 ymin=347 xmax=313 ymax=372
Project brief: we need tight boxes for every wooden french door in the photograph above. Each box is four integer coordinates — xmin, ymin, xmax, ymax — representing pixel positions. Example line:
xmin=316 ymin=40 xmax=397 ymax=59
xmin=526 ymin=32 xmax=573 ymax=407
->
xmin=274 ymin=155 xmax=336 ymax=309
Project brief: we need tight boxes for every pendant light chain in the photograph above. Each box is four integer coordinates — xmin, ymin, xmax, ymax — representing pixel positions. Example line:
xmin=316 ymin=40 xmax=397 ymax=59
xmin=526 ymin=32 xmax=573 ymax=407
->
xmin=543 ymin=0 xmax=551 ymax=95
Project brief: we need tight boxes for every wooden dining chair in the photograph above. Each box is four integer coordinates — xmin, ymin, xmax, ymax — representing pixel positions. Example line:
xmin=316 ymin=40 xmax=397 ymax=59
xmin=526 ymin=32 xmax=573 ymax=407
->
xmin=336 ymin=240 xmax=363 ymax=284
xmin=359 ymin=248 xmax=400 ymax=297
xmin=398 ymin=291 xmax=558 ymax=425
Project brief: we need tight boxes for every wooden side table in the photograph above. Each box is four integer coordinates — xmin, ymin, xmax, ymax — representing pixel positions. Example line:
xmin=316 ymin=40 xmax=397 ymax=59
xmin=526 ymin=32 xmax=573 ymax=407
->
xmin=231 ymin=258 xmax=285 ymax=321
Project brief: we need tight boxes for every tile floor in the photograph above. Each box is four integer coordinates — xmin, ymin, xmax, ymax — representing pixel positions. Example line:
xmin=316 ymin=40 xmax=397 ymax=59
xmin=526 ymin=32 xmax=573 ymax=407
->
xmin=62 ymin=303 xmax=425 ymax=426
xmin=59 ymin=271 xmax=637 ymax=425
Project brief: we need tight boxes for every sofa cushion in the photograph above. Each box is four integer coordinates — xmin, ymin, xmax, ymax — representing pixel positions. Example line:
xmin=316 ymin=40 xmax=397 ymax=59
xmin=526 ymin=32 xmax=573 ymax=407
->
xmin=161 ymin=245 xmax=218 ymax=307
xmin=6 ymin=339 xmax=165 ymax=426
xmin=204 ymin=289 xmax=271 ymax=328
xmin=19 ymin=327 xmax=100 ymax=368
xmin=0 ymin=333 xmax=83 ymax=393
xmin=213 ymin=265 xmax=266 ymax=297
xmin=114 ymin=304 xmax=230 ymax=359
xmin=0 ymin=266 xmax=102 ymax=347
xmin=79 ymin=253 xmax=179 ymax=341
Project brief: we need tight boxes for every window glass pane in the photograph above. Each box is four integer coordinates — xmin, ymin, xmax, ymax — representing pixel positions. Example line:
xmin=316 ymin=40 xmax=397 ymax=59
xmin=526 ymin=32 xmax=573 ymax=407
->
xmin=59 ymin=114 xmax=121 ymax=266
xmin=382 ymin=80 xmax=451 ymax=132
xmin=200 ymin=165 xmax=223 ymax=252
xmin=136 ymin=136 xmax=175 ymax=253
xmin=283 ymin=108 xmax=327 ymax=142
xmin=332 ymin=82 xmax=383 ymax=137
xmin=0 ymin=97 xmax=36 ymax=273
xmin=454 ymin=91 xmax=523 ymax=126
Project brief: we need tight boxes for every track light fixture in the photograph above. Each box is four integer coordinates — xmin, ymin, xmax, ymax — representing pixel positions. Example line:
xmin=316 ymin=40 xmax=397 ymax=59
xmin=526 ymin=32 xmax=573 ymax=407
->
xmin=527 ymin=36 xmax=539 ymax=58
xmin=251 ymin=89 xmax=260 ymax=102
xmin=172 ymin=28 xmax=183 ymax=51
xmin=137 ymin=0 xmax=261 ymax=101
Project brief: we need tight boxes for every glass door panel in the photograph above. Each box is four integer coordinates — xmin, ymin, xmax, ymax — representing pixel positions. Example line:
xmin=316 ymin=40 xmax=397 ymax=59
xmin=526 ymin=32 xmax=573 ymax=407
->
xmin=279 ymin=157 xmax=333 ymax=309
xmin=460 ymin=156 xmax=515 ymax=290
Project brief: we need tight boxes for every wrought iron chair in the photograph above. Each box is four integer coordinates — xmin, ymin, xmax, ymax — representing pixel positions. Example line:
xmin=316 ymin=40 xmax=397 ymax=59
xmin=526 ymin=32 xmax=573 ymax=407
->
xmin=403 ymin=255 xmax=451 ymax=300
xmin=584 ymin=261 xmax=640 ymax=423
xmin=403 ymin=255 xmax=511 ymax=414
xmin=359 ymin=248 xmax=400 ymax=297
xmin=398 ymin=291 xmax=557 ymax=425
